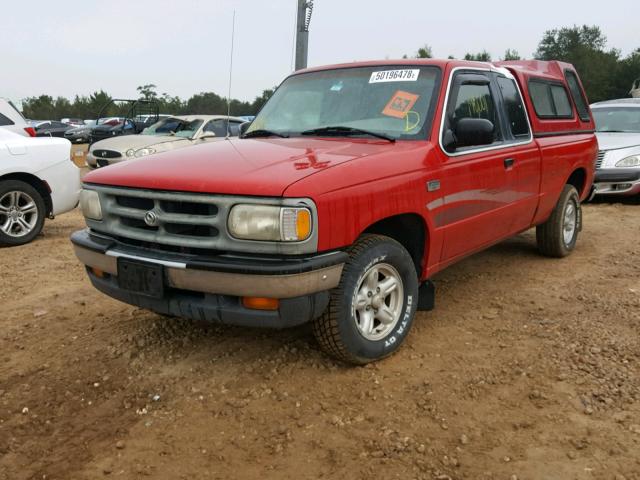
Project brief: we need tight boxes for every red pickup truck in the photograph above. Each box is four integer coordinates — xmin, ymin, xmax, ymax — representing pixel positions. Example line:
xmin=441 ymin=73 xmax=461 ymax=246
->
xmin=72 ymin=59 xmax=596 ymax=364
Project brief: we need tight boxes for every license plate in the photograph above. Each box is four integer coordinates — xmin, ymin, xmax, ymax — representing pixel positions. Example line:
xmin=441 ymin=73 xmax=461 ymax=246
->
xmin=117 ymin=258 xmax=164 ymax=298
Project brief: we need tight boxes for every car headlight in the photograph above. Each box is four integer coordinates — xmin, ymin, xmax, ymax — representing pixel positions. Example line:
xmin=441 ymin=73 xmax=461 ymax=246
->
xmin=228 ymin=205 xmax=312 ymax=242
xmin=79 ymin=189 xmax=102 ymax=220
xmin=616 ymin=155 xmax=640 ymax=168
xmin=134 ymin=147 xmax=156 ymax=158
xmin=126 ymin=148 xmax=136 ymax=157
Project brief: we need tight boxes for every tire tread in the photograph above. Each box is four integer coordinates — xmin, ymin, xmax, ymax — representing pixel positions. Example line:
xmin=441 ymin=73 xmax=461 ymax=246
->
xmin=312 ymin=234 xmax=404 ymax=365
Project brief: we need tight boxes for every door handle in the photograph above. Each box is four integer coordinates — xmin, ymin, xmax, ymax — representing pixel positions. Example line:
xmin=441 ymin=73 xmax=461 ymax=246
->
xmin=504 ymin=158 xmax=515 ymax=169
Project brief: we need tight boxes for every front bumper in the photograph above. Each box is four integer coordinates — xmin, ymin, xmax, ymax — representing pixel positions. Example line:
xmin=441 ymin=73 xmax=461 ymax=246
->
xmin=71 ymin=229 xmax=346 ymax=328
xmin=593 ymin=168 xmax=640 ymax=196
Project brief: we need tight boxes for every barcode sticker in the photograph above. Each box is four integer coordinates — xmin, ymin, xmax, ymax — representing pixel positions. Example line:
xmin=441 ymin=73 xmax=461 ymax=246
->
xmin=369 ymin=69 xmax=420 ymax=83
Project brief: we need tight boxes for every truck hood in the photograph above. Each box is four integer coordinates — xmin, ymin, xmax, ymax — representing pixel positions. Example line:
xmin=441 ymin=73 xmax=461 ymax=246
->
xmin=90 ymin=134 xmax=191 ymax=153
xmin=83 ymin=137 xmax=401 ymax=196
xmin=596 ymin=132 xmax=640 ymax=151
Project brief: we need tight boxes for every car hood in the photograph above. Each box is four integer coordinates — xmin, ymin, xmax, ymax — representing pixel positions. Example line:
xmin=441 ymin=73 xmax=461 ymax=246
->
xmin=595 ymin=132 xmax=640 ymax=151
xmin=83 ymin=137 xmax=404 ymax=196
xmin=90 ymin=134 xmax=190 ymax=152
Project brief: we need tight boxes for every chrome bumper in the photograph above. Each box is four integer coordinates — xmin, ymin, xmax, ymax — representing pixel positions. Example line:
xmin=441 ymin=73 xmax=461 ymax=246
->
xmin=73 ymin=242 xmax=344 ymax=299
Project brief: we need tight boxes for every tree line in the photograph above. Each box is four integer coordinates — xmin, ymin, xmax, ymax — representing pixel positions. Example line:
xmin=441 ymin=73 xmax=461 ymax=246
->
xmin=406 ymin=25 xmax=638 ymax=103
xmin=21 ymin=85 xmax=275 ymax=121
xmin=20 ymin=24 xmax=639 ymax=120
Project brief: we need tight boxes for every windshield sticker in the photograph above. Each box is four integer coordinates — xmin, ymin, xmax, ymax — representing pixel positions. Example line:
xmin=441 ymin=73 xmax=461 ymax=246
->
xmin=369 ymin=69 xmax=420 ymax=83
xmin=382 ymin=91 xmax=420 ymax=119
xmin=330 ymin=81 xmax=344 ymax=92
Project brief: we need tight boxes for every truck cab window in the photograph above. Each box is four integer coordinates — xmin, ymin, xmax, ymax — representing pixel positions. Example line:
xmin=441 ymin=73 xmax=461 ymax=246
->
xmin=444 ymin=75 xmax=502 ymax=150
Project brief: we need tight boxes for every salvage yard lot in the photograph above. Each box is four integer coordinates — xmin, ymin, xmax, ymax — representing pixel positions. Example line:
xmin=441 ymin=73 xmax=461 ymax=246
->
xmin=1 ymin=203 xmax=639 ymax=480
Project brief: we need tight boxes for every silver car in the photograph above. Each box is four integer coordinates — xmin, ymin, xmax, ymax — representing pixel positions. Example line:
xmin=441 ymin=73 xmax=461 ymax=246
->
xmin=86 ymin=115 xmax=246 ymax=169
xmin=591 ymin=99 xmax=640 ymax=196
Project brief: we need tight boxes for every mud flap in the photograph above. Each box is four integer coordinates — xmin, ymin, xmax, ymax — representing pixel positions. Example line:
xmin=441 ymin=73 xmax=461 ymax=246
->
xmin=417 ymin=280 xmax=435 ymax=311
xmin=577 ymin=201 xmax=583 ymax=232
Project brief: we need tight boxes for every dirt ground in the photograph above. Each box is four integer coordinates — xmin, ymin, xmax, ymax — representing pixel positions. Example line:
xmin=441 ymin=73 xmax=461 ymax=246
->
xmin=1 ymin=201 xmax=639 ymax=480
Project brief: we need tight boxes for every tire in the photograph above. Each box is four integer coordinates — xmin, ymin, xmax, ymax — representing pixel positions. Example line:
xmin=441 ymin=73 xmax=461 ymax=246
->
xmin=0 ymin=180 xmax=46 ymax=247
xmin=536 ymin=184 xmax=581 ymax=258
xmin=312 ymin=234 xmax=419 ymax=365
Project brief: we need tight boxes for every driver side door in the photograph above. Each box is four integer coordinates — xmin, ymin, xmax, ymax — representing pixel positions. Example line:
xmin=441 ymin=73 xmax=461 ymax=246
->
xmin=436 ymin=70 xmax=517 ymax=262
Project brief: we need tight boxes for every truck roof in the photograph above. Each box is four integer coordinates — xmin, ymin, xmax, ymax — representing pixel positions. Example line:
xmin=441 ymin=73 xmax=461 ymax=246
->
xmin=296 ymin=58 xmax=594 ymax=136
xmin=297 ymin=58 xmax=572 ymax=81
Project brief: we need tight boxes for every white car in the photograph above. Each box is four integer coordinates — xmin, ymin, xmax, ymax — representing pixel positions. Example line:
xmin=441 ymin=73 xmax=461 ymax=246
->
xmin=591 ymin=98 xmax=640 ymax=196
xmin=0 ymin=98 xmax=35 ymax=137
xmin=0 ymin=129 xmax=81 ymax=246
xmin=86 ymin=115 xmax=246 ymax=168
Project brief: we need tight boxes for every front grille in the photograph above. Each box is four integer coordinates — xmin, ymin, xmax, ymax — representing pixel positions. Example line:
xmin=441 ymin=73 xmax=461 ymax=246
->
xmin=93 ymin=149 xmax=122 ymax=159
xmin=595 ymin=150 xmax=606 ymax=169
xmin=96 ymin=159 xmax=109 ymax=168
xmin=93 ymin=188 xmax=222 ymax=250
xmin=84 ymin=185 xmax=318 ymax=255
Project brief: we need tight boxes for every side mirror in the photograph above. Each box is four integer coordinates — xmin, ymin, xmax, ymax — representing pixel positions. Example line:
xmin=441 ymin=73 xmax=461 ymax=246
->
xmin=444 ymin=118 xmax=494 ymax=152
xmin=239 ymin=121 xmax=251 ymax=136
xmin=199 ymin=131 xmax=217 ymax=140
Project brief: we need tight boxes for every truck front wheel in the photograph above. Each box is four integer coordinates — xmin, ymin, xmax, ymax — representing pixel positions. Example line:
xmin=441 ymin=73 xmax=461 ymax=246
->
xmin=312 ymin=234 xmax=418 ymax=365
xmin=536 ymin=184 xmax=581 ymax=258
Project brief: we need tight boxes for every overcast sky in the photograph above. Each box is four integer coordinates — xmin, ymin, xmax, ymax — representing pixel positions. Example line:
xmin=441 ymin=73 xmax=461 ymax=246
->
xmin=1 ymin=0 xmax=637 ymax=106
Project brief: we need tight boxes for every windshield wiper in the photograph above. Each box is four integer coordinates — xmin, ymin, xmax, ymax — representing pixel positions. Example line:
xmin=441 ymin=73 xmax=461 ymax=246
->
xmin=241 ymin=129 xmax=289 ymax=139
xmin=301 ymin=126 xmax=396 ymax=142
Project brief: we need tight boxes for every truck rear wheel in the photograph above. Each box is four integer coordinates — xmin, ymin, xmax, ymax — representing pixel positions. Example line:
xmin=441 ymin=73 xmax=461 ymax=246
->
xmin=312 ymin=234 xmax=418 ymax=365
xmin=536 ymin=184 xmax=581 ymax=258
xmin=0 ymin=180 xmax=46 ymax=247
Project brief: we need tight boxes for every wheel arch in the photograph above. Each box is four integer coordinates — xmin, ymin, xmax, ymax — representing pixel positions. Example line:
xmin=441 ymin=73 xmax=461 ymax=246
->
xmin=566 ymin=167 xmax=587 ymax=197
xmin=361 ymin=213 xmax=428 ymax=277
xmin=0 ymin=172 xmax=52 ymax=216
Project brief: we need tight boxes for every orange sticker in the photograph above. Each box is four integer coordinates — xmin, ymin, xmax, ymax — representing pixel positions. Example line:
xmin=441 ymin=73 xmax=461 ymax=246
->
xmin=382 ymin=90 xmax=420 ymax=119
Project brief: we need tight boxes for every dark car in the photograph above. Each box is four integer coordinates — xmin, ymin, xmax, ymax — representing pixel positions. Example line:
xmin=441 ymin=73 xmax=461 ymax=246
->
xmin=89 ymin=116 xmax=160 ymax=144
xmin=64 ymin=118 xmax=121 ymax=144
xmin=34 ymin=120 xmax=72 ymax=138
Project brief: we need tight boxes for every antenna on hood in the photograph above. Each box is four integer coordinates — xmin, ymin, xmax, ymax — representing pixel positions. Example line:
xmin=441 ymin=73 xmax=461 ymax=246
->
xmin=226 ymin=10 xmax=236 ymax=138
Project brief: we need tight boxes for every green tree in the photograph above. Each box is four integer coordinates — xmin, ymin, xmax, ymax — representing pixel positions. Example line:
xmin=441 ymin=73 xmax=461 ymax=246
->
xmin=616 ymin=48 xmax=640 ymax=97
xmin=464 ymin=50 xmax=492 ymax=61
xmin=250 ymin=88 xmax=276 ymax=114
xmin=416 ymin=44 xmax=433 ymax=59
xmin=21 ymin=95 xmax=56 ymax=120
xmin=534 ymin=25 xmax=620 ymax=102
xmin=136 ymin=84 xmax=158 ymax=101
xmin=502 ymin=49 xmax=521 ymax=61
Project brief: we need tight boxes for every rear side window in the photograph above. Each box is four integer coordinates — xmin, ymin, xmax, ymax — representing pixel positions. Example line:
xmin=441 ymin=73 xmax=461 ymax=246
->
xmin=529 ymin=79 xmax=574 ymax=119
xmin=496 ymin=76 xmax=530 ymax=138
xmin=0 ymin=112 xmax=14 ymax=126
xmin=564 ymin=70 xmax=591 ymax=122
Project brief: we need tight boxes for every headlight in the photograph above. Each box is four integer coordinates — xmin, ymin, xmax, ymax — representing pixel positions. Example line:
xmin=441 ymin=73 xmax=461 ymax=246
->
xmin=126 ymin=148 xmax=136 ymax=157
xmin=79 ymin=189 xmax=102 ymax=220
xmin=134 ymin=147 xmax=156 ymax=158
xmin=616 ymin=155 xmax=640 ymax=168
xmin=228 ymin=205 xmax=312 ymax=242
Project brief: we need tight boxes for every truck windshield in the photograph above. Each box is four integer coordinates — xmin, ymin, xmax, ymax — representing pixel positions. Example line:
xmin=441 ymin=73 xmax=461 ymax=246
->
xmin=593 ymin=107 xmax=640 ymax=133
xmin=247 ymin=66 xmax=441 ymax=140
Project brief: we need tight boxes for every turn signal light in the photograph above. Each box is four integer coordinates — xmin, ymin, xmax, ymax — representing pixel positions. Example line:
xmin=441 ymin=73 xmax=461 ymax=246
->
xmin=242 ymin=297 xmax=280 ymax=311
xmin=296 ymin=209 xmax=312 ymax=240
xmin=90 ymin=267 xmax=106 ymax=278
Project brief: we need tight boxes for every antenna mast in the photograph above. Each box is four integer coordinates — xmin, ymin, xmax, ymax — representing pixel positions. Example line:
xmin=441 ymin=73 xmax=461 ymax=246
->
xmin=226 ymin=10 xmax=236 ymax=138
xmin=295 ymin=0 xmax=313 ymax=71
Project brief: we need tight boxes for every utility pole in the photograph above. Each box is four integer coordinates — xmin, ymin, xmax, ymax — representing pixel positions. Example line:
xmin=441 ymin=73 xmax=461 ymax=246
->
xmin=295 ymin=0 xmax=313 ymax=71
